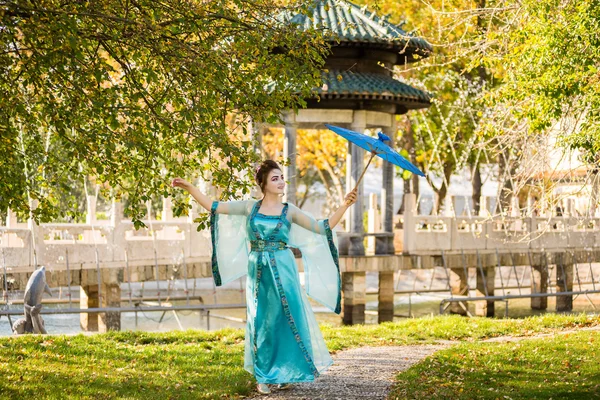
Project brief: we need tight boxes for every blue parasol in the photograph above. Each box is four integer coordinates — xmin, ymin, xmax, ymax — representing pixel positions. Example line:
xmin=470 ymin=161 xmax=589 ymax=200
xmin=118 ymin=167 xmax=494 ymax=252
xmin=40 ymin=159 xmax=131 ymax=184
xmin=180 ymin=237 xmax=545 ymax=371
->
xmin=325 ymin=124 xmax=425 ymax=195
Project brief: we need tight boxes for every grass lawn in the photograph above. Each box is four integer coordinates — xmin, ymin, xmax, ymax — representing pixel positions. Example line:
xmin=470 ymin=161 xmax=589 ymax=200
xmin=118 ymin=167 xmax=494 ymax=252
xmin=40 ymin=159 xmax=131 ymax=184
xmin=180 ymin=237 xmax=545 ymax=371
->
xmin=390 ymin=330 xmax=600 ymax=399
xmin=0 ymin=314 xmax=598 ymax=399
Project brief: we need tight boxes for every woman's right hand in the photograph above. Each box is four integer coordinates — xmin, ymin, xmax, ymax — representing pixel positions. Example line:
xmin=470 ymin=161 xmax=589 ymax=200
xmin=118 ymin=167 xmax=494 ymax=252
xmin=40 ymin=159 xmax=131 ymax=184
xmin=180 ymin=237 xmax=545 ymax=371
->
xmin=344 ymin=188 xmax=358 ymax=206
xmin=171 ymin=177 xmax=191 ymax=190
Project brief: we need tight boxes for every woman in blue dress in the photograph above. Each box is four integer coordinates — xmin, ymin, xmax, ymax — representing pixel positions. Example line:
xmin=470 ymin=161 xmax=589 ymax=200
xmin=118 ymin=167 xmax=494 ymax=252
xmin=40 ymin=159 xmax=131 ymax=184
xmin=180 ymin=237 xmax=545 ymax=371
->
xmin=172 ymin=160 xmax=356 ymax=395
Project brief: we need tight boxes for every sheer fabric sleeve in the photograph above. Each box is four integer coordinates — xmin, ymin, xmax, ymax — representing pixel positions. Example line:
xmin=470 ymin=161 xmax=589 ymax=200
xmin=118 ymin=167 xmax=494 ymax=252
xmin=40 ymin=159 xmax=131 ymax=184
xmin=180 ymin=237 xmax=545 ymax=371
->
xmin=209 ymin=200 xmax=254 ymax=286
xmin=288 ymin=204 xmax=341 ymax=314
xmin=289 ymin=203 xmax=326 ymax=234
xmin=213 ymin=200 xmax=249 ymax=216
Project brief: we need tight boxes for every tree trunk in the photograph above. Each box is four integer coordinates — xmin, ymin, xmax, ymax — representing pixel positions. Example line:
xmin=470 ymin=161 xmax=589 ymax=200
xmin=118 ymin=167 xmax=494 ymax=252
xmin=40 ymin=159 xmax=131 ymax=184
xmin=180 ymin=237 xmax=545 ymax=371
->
xmin=321 ymin=159 xmax=345 ymax=202
xmin=434 ymin=163 xmax=454 ymax=213
xmin=471 ymin=162 xmax=482 ymax=214
xmin=498 ymin=148 xmax=515 ymax=214
xmin=317 ymin=168 xmax=334 ymax=204
xmin=590 ymin=169 xmax=600 ymax=216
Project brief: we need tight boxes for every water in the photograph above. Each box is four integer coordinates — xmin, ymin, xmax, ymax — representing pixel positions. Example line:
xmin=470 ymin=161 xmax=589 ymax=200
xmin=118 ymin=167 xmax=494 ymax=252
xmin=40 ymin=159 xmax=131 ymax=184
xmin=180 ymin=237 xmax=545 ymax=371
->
xmin=0 ymin=276 xmax=342 ymax=335
xmin=2 ymin=271 xmax=599 ymax=336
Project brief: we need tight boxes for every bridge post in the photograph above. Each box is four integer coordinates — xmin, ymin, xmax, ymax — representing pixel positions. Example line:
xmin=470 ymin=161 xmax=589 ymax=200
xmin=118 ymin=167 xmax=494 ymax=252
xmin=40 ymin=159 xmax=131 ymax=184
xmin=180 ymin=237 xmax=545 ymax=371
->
xmin=449 ymin=267 xmax=468 ymax=315
xmin=80 ymin=268 xmax=123 ymax=332
xmin=476 ymin=266 xmax=495 ymax=317
xmin=531 ymin=253 xmax=548 ymax=310
xmin=100 ymin=268 xmax=123 ymax=331
xmin=342 ymin=271 xmax=366 ymax=325
xmin=378 ymin=271 xmax=394 ymax=323
xmin=555 ymin=252 xmax=573 ymax=312
xmin=80 ymin=283 xmax=100 ymax=331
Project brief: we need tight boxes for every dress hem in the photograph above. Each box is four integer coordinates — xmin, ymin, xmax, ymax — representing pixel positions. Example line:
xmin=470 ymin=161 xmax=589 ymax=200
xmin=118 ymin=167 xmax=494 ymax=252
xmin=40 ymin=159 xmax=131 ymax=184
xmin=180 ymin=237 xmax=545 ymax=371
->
xmin=251 ymin=359 xmax=334 ymax=384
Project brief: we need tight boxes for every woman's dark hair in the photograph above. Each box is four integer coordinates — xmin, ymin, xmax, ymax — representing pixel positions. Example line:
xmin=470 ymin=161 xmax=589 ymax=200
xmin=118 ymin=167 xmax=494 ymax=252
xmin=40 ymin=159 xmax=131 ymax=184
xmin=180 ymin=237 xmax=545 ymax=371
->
xmin=255 ymin=160 xmax=282 ymax=192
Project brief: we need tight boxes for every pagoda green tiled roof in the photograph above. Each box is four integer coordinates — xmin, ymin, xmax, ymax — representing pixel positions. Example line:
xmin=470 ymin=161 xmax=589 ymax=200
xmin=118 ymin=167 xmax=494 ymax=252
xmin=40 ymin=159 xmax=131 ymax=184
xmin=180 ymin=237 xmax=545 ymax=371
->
xmin=284 ymin=0 xmax=432 ymax=57
xmin=318 ymin=70 xmax=431 ymax=106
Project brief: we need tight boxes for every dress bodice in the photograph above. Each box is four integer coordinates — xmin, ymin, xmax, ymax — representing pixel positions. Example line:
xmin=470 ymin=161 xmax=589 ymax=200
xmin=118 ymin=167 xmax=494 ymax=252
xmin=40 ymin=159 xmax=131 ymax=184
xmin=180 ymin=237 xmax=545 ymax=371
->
xmin=247 ymin=201 xmax=291 ymax=244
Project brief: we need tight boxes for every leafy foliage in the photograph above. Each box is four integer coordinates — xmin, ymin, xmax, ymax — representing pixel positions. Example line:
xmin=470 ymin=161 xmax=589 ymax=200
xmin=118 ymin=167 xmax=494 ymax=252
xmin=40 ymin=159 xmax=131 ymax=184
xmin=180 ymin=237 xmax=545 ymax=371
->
xmin=354 ymin=0 xmax=497 ymax=211
xmin=0 ymin=0 xmax=328 ymax=226
xmin=486 ymin=0 xmax=600 ymax=164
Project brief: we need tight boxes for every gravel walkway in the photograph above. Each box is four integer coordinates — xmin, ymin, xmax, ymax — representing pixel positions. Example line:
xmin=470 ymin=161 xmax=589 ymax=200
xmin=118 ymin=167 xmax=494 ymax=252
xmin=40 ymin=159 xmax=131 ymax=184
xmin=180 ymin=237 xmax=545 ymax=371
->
xmin=249 ymin=345 xmax=447 ymax=400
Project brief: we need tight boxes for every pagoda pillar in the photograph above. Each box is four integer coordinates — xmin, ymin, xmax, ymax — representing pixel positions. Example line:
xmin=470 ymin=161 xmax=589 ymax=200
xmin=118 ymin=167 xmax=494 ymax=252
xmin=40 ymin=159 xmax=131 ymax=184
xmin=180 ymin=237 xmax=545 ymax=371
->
xmin=283 ymin=112 xmax=297 ymax=204
xmin=342 ymin=111 xmax=366 ymax=325
xmin=379 ymin=119 xmax=396 ymax=255
xmin=347 ymin=110 xmax=366 ymax=256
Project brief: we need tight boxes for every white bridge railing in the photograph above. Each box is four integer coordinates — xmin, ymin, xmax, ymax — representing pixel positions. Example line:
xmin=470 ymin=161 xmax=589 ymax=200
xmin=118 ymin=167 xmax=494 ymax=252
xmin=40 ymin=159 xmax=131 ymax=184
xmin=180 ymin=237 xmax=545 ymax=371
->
xmin=0 ymin=198 xmax=211 ymax=271
xmin=2 ymin=194 xmax=600 ymax=272
xmin=401 ymin=193 xmax=600 ymax=254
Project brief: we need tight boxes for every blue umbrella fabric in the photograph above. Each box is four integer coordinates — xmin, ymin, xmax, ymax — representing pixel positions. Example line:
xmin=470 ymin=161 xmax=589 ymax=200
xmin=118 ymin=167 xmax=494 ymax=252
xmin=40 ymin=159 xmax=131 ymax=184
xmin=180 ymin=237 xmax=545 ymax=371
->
xmin=325 ymin=124 xmax=425 ymax=179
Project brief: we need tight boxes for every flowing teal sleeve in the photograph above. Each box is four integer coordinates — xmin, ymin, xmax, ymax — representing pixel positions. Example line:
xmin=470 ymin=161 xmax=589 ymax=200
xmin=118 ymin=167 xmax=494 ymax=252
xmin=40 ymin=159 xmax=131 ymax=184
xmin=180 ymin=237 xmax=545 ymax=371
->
xmin=210 ymin=200 xmax=253 ymax=286
xmin=288 ymin=204 xmax=341 ymax=314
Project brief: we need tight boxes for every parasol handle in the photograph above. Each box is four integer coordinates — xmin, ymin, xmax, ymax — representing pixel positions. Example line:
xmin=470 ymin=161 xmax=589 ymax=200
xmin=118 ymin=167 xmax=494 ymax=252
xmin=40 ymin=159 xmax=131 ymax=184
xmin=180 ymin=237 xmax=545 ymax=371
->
xmin=346 ymin=152 xmax=377 ymax=206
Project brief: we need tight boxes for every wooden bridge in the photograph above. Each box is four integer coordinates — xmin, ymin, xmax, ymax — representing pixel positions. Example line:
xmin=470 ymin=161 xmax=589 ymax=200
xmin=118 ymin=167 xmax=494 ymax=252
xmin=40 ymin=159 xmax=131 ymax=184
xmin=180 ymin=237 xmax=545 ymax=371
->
xmin=2 ymin=194 xmax=600 ymax=332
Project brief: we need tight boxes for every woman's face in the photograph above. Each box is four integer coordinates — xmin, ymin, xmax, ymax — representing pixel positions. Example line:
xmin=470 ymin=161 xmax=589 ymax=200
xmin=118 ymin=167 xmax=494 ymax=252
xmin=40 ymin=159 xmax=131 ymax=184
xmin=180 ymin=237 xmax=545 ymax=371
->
xmin=263 ymin=169 xmax=285 ymax=195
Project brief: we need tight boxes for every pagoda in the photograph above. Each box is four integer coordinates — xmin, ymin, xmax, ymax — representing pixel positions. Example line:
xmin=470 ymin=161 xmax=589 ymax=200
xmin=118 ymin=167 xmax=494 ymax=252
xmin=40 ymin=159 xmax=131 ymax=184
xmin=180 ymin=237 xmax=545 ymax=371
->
xmin=257 ymin=0 xmax=432 ymax=324
xmin=289 ymin=0 xmax=432 ymax=113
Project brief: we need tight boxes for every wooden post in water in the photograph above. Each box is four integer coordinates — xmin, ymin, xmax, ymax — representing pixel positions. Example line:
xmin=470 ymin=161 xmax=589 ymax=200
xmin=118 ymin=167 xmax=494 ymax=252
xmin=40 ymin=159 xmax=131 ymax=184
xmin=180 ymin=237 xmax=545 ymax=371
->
xmin=100 ymin=268 xmax=123 ymax=332
xmin=378 ymin=271 xmax=394 ymax=323
xmin=530 ymin=253 xmax=548 ymax=310
xmin=80 ymin=282 xmax=100 ymax=332
xmin=449 ymin=268 xmax=468 ymax=315
xmin=476 ymin=266 xmax=495 ymax=317
xmin=555 ymin=252 xmax=574 ymax=312
xmin=342 ymin=271 xmax=366 ymax=325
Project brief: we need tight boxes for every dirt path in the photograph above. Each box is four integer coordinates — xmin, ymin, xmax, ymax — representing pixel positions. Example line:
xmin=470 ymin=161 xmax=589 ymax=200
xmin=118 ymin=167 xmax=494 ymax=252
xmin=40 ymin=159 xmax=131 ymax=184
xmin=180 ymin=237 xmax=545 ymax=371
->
xmin=248 ymin=345 xmax=447 ymax=400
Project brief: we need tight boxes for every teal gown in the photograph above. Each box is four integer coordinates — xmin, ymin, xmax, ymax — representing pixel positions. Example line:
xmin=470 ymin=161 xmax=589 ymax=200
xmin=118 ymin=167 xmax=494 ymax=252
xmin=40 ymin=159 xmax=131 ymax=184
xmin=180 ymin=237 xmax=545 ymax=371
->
xmin=209 ymin=199 xmax=341 ymax=384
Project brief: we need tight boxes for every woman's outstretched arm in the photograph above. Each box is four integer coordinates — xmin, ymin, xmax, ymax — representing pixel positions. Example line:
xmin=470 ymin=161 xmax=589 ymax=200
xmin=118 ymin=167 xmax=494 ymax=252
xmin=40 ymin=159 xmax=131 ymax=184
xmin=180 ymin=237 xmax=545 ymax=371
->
xmin=171 ymin=178 xmax=212 ymax=211
xmin=291 ymin=189 xmax=357 ymax=232
xmin=328 ymin=188 xmax=357 ymax=229
xmin=171 ymin=178 xmax=249 ymax=215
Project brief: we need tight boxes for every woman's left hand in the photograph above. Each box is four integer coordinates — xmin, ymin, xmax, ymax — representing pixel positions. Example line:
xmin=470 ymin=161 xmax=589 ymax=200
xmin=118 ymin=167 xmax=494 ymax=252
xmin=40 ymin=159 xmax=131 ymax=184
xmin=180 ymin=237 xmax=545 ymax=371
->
xmin=344 ymin=189 xmax=358 ymax=206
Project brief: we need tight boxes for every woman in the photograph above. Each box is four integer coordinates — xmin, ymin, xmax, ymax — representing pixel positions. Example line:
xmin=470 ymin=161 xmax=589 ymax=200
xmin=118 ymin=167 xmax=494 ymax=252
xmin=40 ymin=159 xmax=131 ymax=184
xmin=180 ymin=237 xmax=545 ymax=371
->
xmin=172 ymin=160 xmax=357 ymax=395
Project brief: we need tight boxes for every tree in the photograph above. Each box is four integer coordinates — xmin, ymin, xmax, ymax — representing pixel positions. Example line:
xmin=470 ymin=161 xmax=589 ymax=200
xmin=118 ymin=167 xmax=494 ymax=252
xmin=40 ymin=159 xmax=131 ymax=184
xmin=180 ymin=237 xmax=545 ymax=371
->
xmin=354 ymin=0 xmax=499 ymax=215
xmin=482 ymin=0 xmax=600 ymax=212
xmin=0 ymin=0 xmax=328 ymax=227
xmin=407 ymin=69 xmax=489 ymax=213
